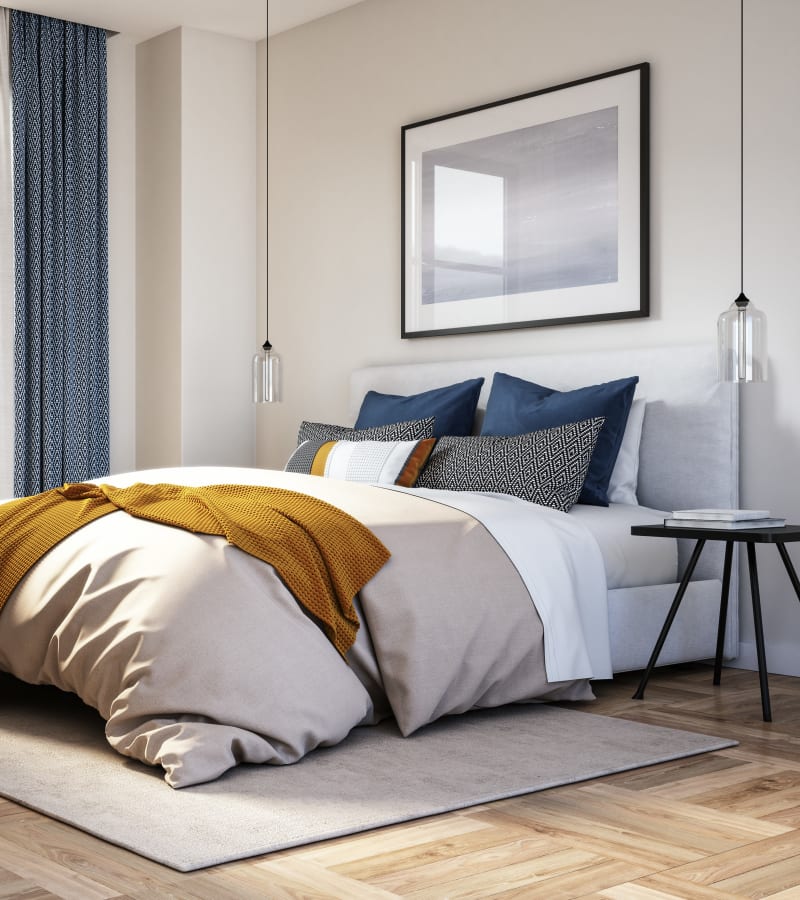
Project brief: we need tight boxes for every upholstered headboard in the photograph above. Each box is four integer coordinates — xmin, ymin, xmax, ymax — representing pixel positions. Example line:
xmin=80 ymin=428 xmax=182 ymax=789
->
xmin=350 ymin=344 xmax=738 ymax=578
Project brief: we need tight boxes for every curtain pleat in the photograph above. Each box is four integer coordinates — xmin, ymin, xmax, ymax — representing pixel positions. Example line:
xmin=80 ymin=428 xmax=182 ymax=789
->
xmin=11 ymin=10 xmax=108 ymax=496
xmin=0 ymin=9 xmax=13 ymax=499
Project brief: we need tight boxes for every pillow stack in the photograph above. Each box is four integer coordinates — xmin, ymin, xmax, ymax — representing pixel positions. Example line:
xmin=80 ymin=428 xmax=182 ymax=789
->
xmin=480 ymin=373 xmax=639 ymax=507
xmin=285 ymin=372 xmax=642 ymax=511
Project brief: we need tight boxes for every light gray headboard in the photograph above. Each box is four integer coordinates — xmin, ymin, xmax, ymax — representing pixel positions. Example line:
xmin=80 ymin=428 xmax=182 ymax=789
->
xmin=350 ymin=343 xmax=739 ymax=523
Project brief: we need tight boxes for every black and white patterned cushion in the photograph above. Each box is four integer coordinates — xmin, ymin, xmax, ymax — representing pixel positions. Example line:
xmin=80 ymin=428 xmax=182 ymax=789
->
xmin=296 ymin=417 xmax=435 ymax=446
xmin=415 ymin=417 xmax=605 ymax=512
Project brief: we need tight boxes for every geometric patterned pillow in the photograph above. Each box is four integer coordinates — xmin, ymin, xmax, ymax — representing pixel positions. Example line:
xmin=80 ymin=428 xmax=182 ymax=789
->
xmin=415 ymin=417 xmax=605 ymax=512
xmin=285 ymin=438 xmax=437 ymax=487
xmin=296 ymin=417 xmax=435 ymax=446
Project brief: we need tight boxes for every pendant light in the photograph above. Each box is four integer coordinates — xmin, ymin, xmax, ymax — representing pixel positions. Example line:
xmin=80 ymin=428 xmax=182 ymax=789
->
xmin=253 ymin=25 xmax=280 ymax=403
xmin=252 ymin=338 xmax=279 ymax=403
xmin=717 ymin=0 xmax=767 ymax=382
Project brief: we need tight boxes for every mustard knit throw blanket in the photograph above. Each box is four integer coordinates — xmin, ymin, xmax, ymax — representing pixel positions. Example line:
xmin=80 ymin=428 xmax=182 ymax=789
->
xmin=0 ymin=482 xmax=391 ymax=656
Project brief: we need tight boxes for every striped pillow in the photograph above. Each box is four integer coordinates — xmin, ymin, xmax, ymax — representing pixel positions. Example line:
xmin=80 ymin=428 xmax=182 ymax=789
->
xmin=285 ymin=438 xmax=436 ymax=487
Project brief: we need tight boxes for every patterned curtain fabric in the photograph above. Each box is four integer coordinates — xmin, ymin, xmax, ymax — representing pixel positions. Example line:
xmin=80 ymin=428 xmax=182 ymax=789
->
xmin=0 ymin=9 xmax=13 ymax=499
xmin=10 ymin=10 xmax=109 ymax=496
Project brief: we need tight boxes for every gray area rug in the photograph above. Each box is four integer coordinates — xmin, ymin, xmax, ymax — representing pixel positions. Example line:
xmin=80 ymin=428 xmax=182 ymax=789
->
xmin=0 ymin=675 xmax=735 ymax=872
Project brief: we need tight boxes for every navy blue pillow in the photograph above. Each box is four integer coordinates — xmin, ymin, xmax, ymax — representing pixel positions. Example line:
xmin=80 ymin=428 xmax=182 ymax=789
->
xmin=481 ymin=372 xmax=639 ymax=506
xmin=355 ymin=378 xmax=484 ymax=438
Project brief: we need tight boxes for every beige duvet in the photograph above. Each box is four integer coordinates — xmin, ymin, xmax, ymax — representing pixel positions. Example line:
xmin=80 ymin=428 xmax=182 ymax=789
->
xmin=0 ymin=467 xmax=593 ymax=788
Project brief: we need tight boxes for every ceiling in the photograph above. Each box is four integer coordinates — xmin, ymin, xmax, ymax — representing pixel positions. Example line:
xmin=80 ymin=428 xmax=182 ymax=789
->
xmin=268 ymin=0 xmax=367 ymax=36
xmin=6 ymin=0 xmax=367 ymax=42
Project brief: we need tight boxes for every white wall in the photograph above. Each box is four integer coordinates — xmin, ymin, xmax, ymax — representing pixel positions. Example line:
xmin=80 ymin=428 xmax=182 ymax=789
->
xmin=265 ymin=0 xmax=800 ymax=676
xmin=256 ymin=38 xmax=269 ymax=455
xmin=180 ymin=28 xmax=257 ymax=466
xmin=135 ymin=27 xmax=257 ymax=468
xmin=106 ymin=33 xmax=137 ymax=475
xmin=135 ymin=28 xmax=182 ymax=468
xmin=734 ymin=0 xmax=800 ymax=676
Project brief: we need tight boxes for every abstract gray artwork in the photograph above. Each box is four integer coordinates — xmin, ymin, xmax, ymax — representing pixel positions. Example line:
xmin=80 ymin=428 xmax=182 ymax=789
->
xmin=421 ymin=107 xmax=618 ymax=306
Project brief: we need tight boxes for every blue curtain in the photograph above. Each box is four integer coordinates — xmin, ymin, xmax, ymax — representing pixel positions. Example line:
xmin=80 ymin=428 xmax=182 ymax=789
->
xmin=11 ymin=11 xmax=109 ymax=496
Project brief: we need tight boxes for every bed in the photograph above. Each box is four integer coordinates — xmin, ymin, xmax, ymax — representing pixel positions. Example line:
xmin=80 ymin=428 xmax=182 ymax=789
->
xmin=350 ymin=343 xmax=739 ymax=674
xmin=0 ymin=343 xmax=737 ymax=789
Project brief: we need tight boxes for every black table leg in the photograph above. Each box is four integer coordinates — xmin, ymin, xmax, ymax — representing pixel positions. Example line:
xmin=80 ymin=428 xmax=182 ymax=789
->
xmin=746 ymin=542 xmax=772 ymax=722
xmin=714 ymin=541 xmax=734 ymax=686
xmin=776 ymin=542 xmax=800 ymax=606
xmin=633 ymin=538 xmax=706 ymax=701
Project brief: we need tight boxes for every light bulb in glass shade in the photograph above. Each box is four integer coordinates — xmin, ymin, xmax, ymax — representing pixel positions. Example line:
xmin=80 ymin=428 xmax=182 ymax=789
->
xmin=252 ymin=340 xmax=280 ymax=402
xmin=717 ymin=0 xmax=769 ymax=385
xmin=717 ymin=294 xmax=767 ymax=383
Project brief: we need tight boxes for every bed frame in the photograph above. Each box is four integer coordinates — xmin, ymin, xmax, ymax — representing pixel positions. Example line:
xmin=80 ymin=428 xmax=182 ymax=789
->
xmin=350 ymin=343 xmax=739 ymax=674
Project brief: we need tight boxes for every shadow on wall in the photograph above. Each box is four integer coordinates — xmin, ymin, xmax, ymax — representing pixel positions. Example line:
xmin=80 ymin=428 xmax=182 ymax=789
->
xmin=733 ymin=372 xmax=800 ymax=676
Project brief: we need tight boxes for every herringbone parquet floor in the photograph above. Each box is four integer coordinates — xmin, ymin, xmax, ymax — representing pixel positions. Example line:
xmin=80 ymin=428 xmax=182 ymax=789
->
xmin=1 ymin=663 xmax=799 ymax=898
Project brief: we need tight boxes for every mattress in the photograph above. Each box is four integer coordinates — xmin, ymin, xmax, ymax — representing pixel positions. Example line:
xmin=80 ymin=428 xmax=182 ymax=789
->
xmin=569 ymin=503 xmax=677 ymax=591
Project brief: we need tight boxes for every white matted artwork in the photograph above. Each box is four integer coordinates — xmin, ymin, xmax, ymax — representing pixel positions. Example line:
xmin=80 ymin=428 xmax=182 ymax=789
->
xmin=401 ymin=63 xmax=649 ymax=338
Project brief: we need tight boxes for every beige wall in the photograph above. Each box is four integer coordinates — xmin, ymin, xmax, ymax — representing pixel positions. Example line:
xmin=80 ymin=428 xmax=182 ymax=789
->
xmin=135 ymin=29 xmax=182 ymax=468
xmin=134 ymin=27 xmax=257 ymax=468
xmin=180 ymin=28 xmax=257 ymax=466
xmin=106 ymin=34 xmax=137 ymax=476
xmin=266 ymin=0 xmax=800 ymax=675
xmin=256 ymin=37 xmax=268 ymax=449
xmin=265 ymin=0 xmax=744 ymax=463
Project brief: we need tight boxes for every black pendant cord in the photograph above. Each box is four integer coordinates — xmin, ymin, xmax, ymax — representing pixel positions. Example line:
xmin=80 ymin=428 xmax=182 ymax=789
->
xmin=263 ymin=273 xmax=271 ymax=352
xmin=737 ymin=0 xmax=747 ymax=307
xmin=264 ymin=21 xmax=272 ymax=354
xmin=261 ymin=280 xmax=271 ymax=352
xmin=263 ymin=251 xmax=272 ymax=348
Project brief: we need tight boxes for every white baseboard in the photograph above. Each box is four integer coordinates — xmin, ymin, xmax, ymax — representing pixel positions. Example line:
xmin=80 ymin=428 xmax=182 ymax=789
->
xmin=730 ymin=641 xmax=800 ymax=677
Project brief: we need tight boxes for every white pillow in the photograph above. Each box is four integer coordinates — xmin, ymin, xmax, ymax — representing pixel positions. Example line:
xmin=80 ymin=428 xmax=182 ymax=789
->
xmin=607 ymin=398 xmax=646 ymax=505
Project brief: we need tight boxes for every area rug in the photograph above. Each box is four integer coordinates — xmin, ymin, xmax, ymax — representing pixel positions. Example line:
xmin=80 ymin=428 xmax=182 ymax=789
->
xmin=0 ymin=676 xmax=735 ymax=872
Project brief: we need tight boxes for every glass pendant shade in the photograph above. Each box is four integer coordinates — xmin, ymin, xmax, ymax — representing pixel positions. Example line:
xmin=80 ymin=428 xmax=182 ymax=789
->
xmin=252 ymin=340 xmax=280 ymax=403
xmin=717 ymin=293 xmax=767 ymax=382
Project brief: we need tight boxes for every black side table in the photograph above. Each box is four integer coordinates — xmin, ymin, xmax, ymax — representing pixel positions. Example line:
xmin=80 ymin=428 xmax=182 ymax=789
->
xmin=629 ymin=522 xmax=800 ymax=722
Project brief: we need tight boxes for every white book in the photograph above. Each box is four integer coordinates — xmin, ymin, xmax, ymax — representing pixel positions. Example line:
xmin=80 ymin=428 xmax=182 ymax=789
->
xmin=664 ymin=517 xmax=785 ymax=530
xmin=670 ymin=508 xmax=771 ymax=522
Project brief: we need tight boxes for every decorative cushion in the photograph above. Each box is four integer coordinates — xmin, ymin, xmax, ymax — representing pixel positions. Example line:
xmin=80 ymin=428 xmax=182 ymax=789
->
xmin=415 ymin=418 xmax=604 ymax=512
xmin=297 ymin=417 xmax=435 ymax=446
xmin=481 ymin=373 xmax=639 ymax=507
xmin=354 ymin=378 xmax=484 ymax=438
xmin=607 ymin=397 xmax=646 ymax=505
xmin=285 ymin=438 xmax=437 ymax=487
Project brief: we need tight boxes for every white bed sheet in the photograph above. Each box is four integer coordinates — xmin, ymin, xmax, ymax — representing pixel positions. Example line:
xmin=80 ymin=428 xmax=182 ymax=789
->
xmin=389 ymin=487 xmax=612 ymax=682
xmin=569 ymin=503 xmax=678 ymax=590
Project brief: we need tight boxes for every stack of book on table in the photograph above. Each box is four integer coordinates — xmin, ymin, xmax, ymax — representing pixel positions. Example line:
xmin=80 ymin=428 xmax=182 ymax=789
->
xmin=664 ymin=509 xmax=786 ymax=529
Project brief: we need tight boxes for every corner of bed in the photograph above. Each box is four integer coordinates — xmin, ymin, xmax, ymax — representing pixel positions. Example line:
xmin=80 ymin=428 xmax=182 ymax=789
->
xmin=350 ymin=342 xmax=739 ymax=675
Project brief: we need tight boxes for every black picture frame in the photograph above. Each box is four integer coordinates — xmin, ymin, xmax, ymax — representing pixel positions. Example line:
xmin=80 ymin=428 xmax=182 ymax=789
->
xmin=401 ymin=63 xmax=649 ymax=339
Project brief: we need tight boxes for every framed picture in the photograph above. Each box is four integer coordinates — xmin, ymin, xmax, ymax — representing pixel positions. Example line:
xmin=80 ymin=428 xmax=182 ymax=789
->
xmin=401 ymin=63 xmax=649 ymax=338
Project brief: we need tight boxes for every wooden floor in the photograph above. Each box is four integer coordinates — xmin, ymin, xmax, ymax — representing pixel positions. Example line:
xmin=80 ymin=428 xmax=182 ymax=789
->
xmin=1 ymin=664 xmax=799 ymax=899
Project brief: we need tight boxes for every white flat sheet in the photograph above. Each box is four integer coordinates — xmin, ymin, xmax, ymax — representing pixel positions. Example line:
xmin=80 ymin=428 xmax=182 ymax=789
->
xmin=569 ymin=503 xmax=678 ymax=590
xmin=390 ymin=487 xmax=612 ymax=682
